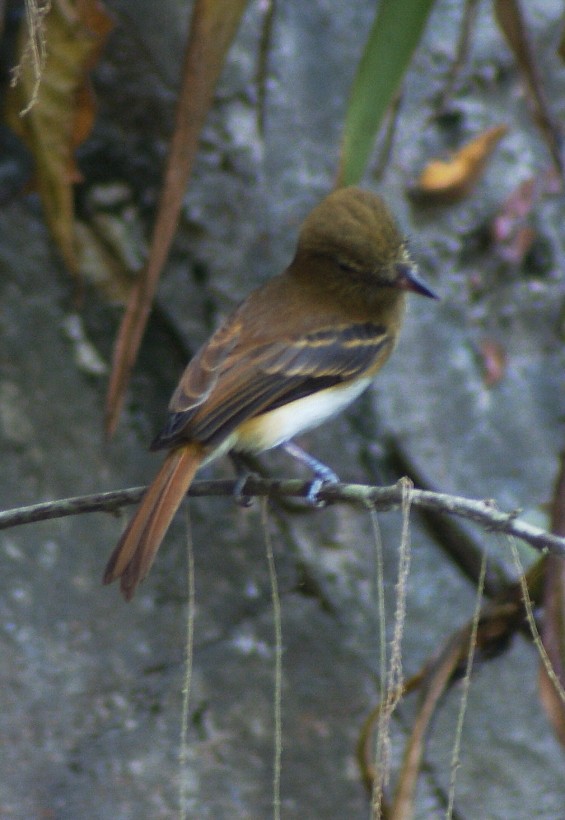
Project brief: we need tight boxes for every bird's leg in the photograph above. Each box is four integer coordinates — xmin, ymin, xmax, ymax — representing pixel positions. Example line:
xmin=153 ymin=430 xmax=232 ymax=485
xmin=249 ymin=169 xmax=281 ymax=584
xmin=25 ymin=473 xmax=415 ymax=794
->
xmin=230 ymin=452 xmax=257 ymax=507
xmin=280 ymin=440 xmax=339 ymax=505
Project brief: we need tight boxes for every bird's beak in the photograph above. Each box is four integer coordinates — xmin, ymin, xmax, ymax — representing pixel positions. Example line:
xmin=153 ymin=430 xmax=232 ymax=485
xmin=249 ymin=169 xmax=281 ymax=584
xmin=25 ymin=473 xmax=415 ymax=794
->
xmin=395 ymin=263 xmax=439 ymax=299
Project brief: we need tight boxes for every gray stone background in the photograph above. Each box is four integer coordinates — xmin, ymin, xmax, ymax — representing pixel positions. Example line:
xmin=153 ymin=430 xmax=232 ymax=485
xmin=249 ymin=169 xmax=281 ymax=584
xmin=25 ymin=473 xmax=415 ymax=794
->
xmin=1 ymin=0 xmax=565 ymax=817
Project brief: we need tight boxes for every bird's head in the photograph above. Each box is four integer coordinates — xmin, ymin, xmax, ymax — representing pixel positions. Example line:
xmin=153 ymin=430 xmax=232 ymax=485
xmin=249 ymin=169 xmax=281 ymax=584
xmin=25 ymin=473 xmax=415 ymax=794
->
xmin=294 ymin=187 xmax=438 ymax=299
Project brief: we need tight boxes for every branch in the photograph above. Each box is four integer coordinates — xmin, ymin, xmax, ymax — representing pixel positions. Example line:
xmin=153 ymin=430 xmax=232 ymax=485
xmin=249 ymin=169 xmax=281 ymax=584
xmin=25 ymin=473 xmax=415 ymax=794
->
xmin=1 ymin=477 xmax=563 ymax=558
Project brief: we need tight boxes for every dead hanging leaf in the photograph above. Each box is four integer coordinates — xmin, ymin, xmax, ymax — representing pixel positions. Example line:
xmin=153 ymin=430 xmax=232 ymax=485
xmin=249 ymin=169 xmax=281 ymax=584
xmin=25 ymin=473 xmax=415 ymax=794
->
xmin=539 ymin=560 xmax=565 ymax=747
xmin=104 ymin=0 xmax=249 ymax=438
xmin=409 ymin=124 xmax=508 ymax=204
xmin=5 ymin=0 xmax=114 ymax=276
xmin=494 ymin=0 xmax=564 ymax=182
xmin=540 ymin=451 xmax=565 ymax=747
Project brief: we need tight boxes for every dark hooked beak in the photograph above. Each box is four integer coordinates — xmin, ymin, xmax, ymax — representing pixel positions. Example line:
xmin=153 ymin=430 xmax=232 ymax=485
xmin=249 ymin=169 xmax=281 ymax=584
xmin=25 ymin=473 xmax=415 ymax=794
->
xmin=395 ymin=263 xmax=439 ymax=299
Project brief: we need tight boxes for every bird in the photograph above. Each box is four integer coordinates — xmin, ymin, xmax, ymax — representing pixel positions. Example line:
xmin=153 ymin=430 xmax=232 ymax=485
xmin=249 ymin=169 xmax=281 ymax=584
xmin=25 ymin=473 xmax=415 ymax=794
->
xmin=103 ymin=186 xmax=438 ymax=599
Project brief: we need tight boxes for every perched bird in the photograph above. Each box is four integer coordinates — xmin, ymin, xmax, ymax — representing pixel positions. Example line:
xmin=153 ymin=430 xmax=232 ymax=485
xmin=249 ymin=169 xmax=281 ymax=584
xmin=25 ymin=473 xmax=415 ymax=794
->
xmin=104 ymin=187 xmax=437 ymax=599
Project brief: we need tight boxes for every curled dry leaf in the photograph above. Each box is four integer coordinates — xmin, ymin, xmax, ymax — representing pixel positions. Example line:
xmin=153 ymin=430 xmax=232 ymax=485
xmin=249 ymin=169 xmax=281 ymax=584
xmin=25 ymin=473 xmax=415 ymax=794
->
xmin=5 ymin=0 xmax=114 ymax=276
xmin=409 ymin=124 xmax=508 ymax=204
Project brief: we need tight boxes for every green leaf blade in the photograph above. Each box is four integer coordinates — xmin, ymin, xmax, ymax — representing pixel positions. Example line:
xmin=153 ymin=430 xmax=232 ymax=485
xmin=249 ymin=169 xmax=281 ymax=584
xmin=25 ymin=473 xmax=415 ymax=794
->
xmin=339 ymin=0 xmax=437 ymax=186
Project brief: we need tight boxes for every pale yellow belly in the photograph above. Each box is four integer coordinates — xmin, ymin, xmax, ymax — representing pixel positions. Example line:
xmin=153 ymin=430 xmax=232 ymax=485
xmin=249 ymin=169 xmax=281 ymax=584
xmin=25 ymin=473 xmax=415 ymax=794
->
xmin=228 ymin=377 xmax=372 ymax=455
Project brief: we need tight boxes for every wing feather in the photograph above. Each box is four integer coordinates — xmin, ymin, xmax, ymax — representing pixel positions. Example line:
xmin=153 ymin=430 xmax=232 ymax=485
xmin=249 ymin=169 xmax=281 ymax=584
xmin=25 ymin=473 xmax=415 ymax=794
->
xmin=152 ymin=320 xmax=391 ymax=450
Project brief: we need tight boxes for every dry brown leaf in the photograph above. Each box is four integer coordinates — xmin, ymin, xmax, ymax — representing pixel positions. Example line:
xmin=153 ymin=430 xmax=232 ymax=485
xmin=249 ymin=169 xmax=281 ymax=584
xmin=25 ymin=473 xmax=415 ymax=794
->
xmin=494 ymin=0 xmax=563 ymax=181
xmin=539 ymin=564 xmax=565 ymax=747
xmin=540 ymin=451 xmax=565 ymax=747
xmin=104 ymin=0 xmax=249 ymax=437
xmin=6 ymin=0 xmax=114 ymax=276
xmin=410 ymin=124 xmax=508 ymax=204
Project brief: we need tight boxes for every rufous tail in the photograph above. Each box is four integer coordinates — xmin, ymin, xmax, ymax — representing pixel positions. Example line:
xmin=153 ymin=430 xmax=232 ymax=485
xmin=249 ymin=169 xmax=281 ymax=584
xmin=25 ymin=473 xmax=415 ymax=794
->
xmin=103 ymin=444 xmax=205 ymax=600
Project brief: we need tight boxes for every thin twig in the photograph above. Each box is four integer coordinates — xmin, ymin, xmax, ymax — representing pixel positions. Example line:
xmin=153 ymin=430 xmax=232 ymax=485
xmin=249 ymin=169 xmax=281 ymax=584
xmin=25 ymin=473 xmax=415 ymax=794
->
xmin=1 ymin=478 xmax=563 ymax=559
xmin=261 ymin=498 xmax=283 ymax=820
xmin=447 ymin=547 xmax=487 ymax=818
xmin=371 ymin=478 xmax=413 ymax=817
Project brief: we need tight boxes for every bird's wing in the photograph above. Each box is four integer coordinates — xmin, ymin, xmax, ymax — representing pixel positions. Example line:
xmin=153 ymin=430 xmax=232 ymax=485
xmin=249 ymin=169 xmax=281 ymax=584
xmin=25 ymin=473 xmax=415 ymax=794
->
xmin=152 ymin=320 xmax=392 ymax=450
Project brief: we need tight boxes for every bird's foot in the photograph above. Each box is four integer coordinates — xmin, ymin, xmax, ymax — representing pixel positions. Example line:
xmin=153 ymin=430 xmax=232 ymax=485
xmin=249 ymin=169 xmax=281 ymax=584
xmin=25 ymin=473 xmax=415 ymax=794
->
xmin=281 ymin=440 xmax=340 ymax=507
xmin=304 ymin=475 xmax=339 ymax=507
xmin=233 ymin=473 xmax=255 ymax=507
xmin=230 ymin=452 xmax=258 ymax=507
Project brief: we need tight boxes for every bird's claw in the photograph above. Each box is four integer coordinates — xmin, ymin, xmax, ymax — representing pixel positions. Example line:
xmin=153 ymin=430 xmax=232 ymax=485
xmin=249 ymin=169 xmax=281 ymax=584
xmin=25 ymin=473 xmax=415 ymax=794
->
xmin=233 ymin=473 xmax=254 ymax=507
xmin=305 ymin=477 xmax=327 ymax=507
xmin=304 ymin=471 xmax=339 ymax=507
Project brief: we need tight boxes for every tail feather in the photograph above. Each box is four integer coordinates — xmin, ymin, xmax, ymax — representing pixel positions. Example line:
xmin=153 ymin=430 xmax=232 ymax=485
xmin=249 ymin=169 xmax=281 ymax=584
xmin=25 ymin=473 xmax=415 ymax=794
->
xmin=103 ymin=444 xmax=204 ymax=600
